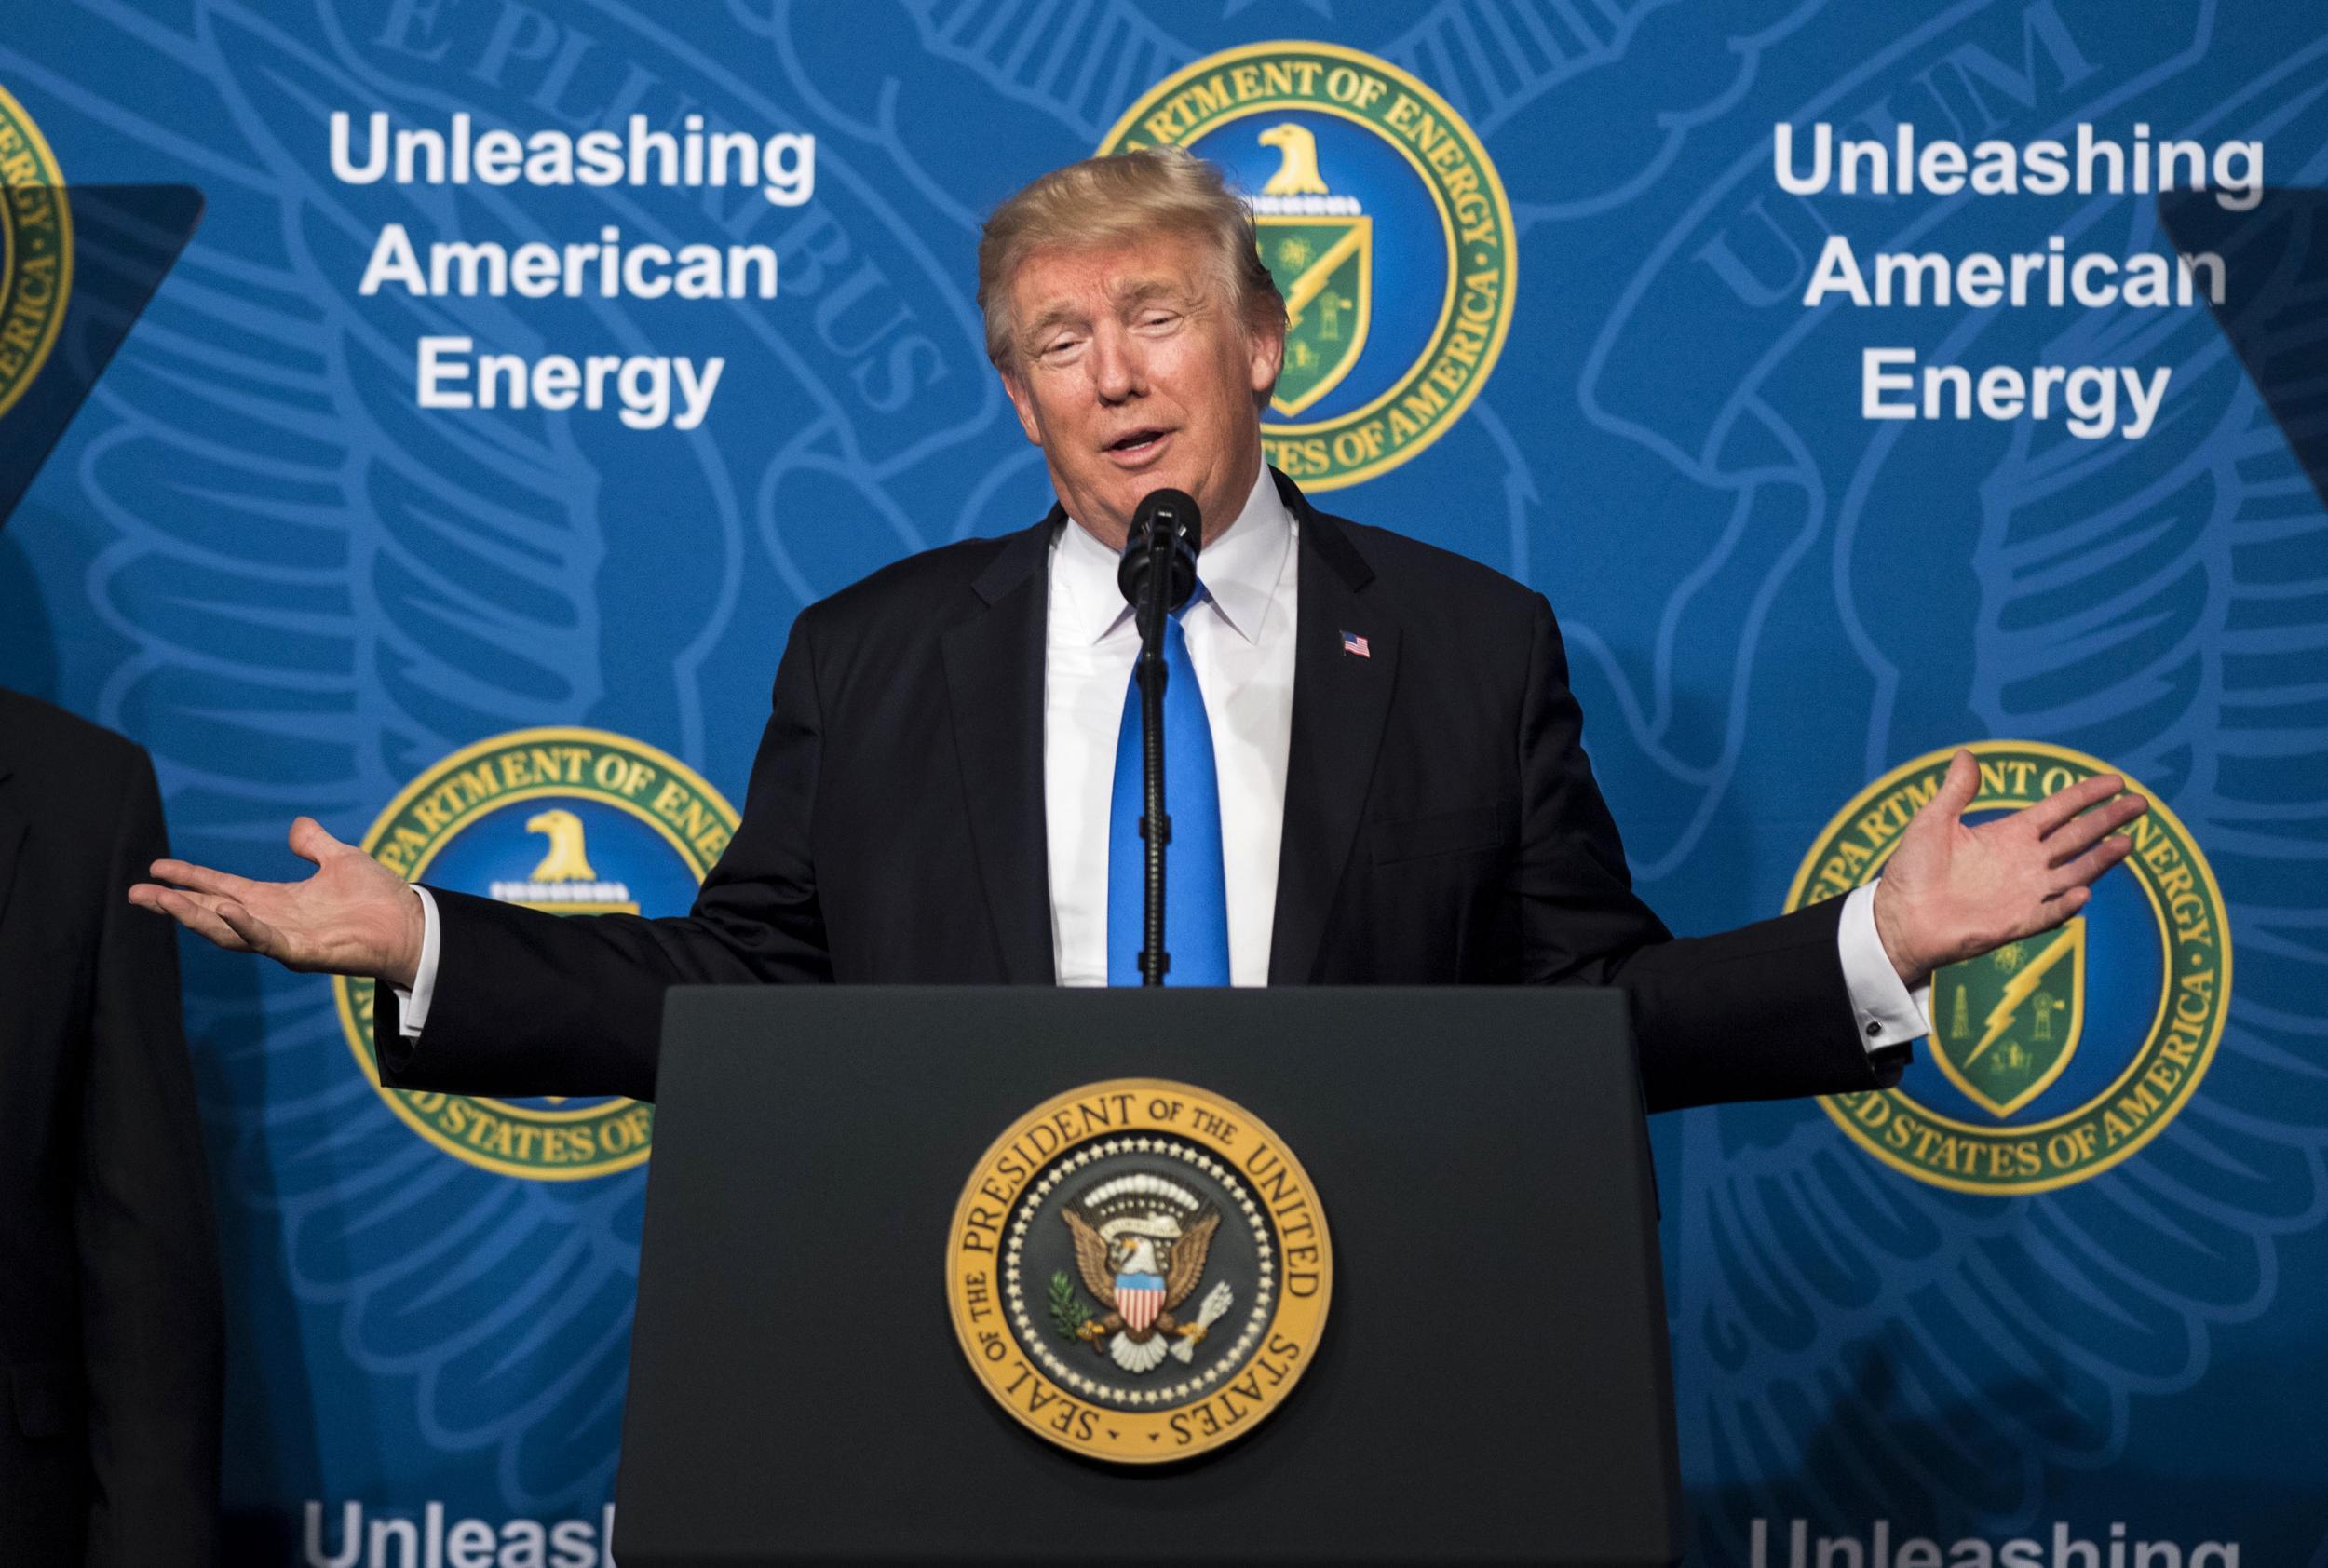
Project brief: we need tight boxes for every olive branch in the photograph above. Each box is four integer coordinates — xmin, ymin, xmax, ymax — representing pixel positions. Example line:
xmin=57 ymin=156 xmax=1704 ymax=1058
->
xmin=1048 ymin=1270 xmax=1092 ymax=1344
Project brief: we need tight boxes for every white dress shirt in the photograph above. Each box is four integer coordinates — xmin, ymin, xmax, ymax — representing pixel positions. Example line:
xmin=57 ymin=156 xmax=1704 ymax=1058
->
xmin=1044 ymin=465 xmax=1297 ymax=986
xmin=400 ymin=463 xmax=1929 ymax=1049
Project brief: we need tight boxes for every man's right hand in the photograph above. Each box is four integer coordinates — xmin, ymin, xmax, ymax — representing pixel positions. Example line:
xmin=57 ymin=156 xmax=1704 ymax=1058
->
xmin=129 ymin=817 xmax=426 ymax=989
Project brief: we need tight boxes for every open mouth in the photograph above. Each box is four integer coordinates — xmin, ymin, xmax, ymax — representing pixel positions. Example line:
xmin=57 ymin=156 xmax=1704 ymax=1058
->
xmin=1103 ymin=427 xmax=1172 ymax=462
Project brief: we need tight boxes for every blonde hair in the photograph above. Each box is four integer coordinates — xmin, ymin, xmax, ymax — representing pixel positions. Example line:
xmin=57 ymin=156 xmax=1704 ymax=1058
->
xmin=976 ymin=145 xmax=1287 ymax=368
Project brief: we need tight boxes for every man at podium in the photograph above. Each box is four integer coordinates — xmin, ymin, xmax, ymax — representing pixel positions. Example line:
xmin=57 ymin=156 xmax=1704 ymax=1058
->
xmin=131 ymin=149 xmax=2145 ymax=1114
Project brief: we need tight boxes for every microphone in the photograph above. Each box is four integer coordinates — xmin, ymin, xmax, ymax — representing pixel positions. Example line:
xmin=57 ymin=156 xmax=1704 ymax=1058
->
xmin=1116 ymin=487 xmax=1202 ymax=985
xmin=1117 ymin=488 xmax=1201 ymax=615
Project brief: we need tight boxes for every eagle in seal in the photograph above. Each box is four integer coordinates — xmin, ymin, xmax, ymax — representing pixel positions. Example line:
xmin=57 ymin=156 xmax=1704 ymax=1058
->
xmin=1062 ymin=1176 xmax=1233 ymax=1374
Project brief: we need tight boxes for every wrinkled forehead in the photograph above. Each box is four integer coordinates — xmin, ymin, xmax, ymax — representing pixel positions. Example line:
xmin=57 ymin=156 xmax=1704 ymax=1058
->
xmin=1009 ymin=233 xmax=1219 ymax=328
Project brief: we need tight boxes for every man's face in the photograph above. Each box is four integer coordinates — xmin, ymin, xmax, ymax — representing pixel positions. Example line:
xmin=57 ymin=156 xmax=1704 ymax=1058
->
xmin=999 ymin=231 xmax=1283 ymax=549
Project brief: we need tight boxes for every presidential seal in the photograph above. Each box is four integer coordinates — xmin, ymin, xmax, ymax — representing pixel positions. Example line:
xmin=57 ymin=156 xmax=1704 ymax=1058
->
xmin=947 ymin=1080 xmax=1332 ymax=1463
xmin=332 ymin=727 xmax=739 ymax=1181
xmin=1101 ymin=42 xmax=1515 ymax=490
xmin=0 ymin=85 xmax=71 ymax=424
xmin=1789 ymin=742 xmax=2230 ymax=1196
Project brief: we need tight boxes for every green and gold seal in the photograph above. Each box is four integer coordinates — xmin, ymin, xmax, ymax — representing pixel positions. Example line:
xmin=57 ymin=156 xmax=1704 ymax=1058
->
xmin=1789 ymin=741 xmax=2230 ymax=1196
xmin=0 ymin=84 xmax=71 ymax=424
xmin=333 ymin=726 xmax=739 ymax=1181
xmin=1102 ymin=42 xmax=1516 ymax=489
xmin=948 ymin=1079 xmax=1333 ymax=1462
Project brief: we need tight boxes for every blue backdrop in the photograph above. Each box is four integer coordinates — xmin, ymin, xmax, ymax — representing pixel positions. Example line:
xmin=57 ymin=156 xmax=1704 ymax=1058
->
xmin=2 ymin=2 xmax=2322 ymax=1562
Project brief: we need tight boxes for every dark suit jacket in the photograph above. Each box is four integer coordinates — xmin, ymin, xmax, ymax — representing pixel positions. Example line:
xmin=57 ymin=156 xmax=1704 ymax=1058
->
xmin=0 ymin=690 xmax=223 ymax=1567
xmin=384 ymin=474 xmax=1901 ymax=1114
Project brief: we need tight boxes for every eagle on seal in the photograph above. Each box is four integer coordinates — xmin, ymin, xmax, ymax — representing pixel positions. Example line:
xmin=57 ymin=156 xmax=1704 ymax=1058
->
xmin=1063 ymin=1188 xmax=1229 ymax=1374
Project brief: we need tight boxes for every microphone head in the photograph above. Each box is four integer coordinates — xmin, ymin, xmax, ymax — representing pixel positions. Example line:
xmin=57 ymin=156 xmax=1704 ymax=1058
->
xmin=1131 ymin=488 xmax=1202 ymax=553
xmin=1117 ymin=488 xmax=1202 ymax=613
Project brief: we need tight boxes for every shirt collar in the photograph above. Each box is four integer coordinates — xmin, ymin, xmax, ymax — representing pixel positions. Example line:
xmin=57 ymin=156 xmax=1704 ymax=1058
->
xmin=1051 ymin=464 xmax=1292 ymax=647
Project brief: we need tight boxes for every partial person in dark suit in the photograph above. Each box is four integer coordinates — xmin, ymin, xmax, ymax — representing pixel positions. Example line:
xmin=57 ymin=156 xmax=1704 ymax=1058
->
xmin=2 ymin=687 xmax=223 ymax=1567
xmin=129 ymin=150 xmax=2146 ymax=1115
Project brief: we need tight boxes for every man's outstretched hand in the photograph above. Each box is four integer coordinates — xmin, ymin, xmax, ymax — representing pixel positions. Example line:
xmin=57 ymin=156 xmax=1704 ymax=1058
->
xmin=129 ymin=817 xmax=426 ymax=989
xmin=1873 ymin=750 xmax=2148 ymax=991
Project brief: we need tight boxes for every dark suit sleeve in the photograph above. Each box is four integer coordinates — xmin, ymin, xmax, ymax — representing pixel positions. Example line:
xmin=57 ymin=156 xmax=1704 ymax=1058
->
xmin=1512 ymin=593 xmax=1903 ymax=1113
xmin=380 ymin=614 xmax=832 ymax=1102
xmin=78 ymin=749 xmax=223 ymax=1567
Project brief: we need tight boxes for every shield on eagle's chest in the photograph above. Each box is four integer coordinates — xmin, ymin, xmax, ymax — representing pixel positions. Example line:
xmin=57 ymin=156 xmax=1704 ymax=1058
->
xmin=1929 ymin=919 xmax=2087 ymax=1118
xmin=1116 ymin=1273 xmax=1165 ymax=1332
xmin=1258 ymin=214 xmax=1371 ymax=418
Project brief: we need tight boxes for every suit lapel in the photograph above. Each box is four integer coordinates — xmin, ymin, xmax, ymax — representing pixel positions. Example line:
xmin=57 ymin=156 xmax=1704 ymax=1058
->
xmin=0 ymin=758 xmax=22 ymax=938
xmin=940 ymin=515 xmax=1059 ymax=984
xmin=1268 ymin=484 xmax=1399 ymax=985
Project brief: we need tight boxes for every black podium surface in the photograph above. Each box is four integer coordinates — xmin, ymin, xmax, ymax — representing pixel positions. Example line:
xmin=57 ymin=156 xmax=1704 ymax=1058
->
xmin=616 ymin=987 xmax=1680 ymax=1566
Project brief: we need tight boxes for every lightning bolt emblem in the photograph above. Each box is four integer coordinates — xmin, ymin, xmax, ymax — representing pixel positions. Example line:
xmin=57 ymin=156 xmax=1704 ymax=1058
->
xmin=1282 ymin=223 xmax=1367 ymax=330
xmin=1964 ymin=926 xmax=2080 ymax=1065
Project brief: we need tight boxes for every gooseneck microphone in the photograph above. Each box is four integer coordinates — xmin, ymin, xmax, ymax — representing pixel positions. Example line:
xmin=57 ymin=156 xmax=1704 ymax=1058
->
xmin=1116 ymin=487 xmax=1201 ymax=614
xmin=1117 ymin=488 xmax=1203 ymax=986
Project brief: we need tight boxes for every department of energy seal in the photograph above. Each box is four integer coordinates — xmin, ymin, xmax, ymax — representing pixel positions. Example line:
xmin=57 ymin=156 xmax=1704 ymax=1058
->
xmin=1101 ymin=42 xmax=1515 ymax=490
xmin=947 ymin=1080 xmax=1332 ymax=1463
xmin=332 ymin=727 xmax=739 ymax=1181
xmin=1788 ymin=742 xmax=2230 ymax=1196
xmin=0 ymin=84 xmax=71 ymax=424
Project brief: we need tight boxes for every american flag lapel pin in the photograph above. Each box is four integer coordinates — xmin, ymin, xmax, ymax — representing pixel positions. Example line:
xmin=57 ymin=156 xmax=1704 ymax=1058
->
xmin=1340 ymin=629 xmax=1371 ymax=659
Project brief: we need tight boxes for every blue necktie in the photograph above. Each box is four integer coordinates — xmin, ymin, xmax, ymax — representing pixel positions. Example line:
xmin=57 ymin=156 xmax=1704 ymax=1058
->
xmin=1106 ymin=601 xmax=1232 ymax=985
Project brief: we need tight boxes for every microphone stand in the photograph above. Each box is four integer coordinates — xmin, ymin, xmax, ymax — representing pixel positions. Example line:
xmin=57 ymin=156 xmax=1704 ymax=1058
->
xmin=1133 ymin=509 xmax=1173 ymax=986
xmin=1118 ymin=488 xmax=1201 ymax=987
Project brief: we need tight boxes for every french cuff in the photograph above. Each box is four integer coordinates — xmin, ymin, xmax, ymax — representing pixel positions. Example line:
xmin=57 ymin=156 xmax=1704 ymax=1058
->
xmin=393 ymin=885 xmax=442 ymax=1039
xmin=1838 ymin=882 xmax=1930 ymax=1056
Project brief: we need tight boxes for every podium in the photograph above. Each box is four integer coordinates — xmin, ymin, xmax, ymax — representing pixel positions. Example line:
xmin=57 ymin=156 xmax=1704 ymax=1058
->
xmin=614 ymin=987 xmax=1681 ymax=1566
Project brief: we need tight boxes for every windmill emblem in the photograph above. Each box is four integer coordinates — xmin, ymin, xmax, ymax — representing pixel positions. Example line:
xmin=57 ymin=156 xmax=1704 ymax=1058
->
xmin=1249 ymin=121 xmax=1372 ymax=418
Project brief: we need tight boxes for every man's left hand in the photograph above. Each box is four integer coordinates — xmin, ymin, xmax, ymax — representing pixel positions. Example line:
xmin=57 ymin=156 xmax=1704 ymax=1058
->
xmin=1872 ymin=749 xmax=2149 ymax=990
